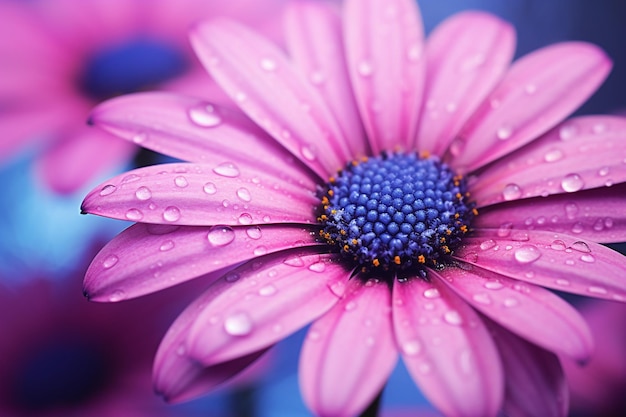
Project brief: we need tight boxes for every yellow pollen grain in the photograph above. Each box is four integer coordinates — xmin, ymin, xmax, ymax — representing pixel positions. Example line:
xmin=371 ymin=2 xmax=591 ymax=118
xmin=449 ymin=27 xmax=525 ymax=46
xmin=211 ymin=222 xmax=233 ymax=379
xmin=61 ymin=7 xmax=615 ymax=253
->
xmin=456 ymin=192 xmax=463 ymax=200
xmin=361 ymin=156 xmax=369 ymax=162
xmin=340 ymin=229 xmax=347 ymax=235
xmin=329 ymin=176 xmax=336 ymax=183
xmin=394 ymin=256 xmax=401 ymax=265
xmin=328 ymin=190 xmax=334 ymax=196
xmin=351 ymin=239 xmax=358 ymax=245
xmin=418 ymin=255 xmax=426 ymax=264
xmin=443 ymin=245 xmax=451 ymax=254
xmin=446 ymin=229 xmax=452 ymax=235
xmin=320 ymin=214 xmax=328 ymax=221
xmin=343 ymin=245 xmax=350 ymax=252
xmin=373 ymin=258 xmax=380 ymax=267
xmin=454 ymin=213 xmax=460 ymax=219
xmin=331 ymin=209 xmax=337 ymax=215
xmin=472 ymin=208 xmax=479 ymax=216
xmin=321 ymin=196 xmax=329 ymax=205
xmin=460 ymin=225 xmax=468 ymax=233
xmin=419 ymin=150 xmax=431 ymax=159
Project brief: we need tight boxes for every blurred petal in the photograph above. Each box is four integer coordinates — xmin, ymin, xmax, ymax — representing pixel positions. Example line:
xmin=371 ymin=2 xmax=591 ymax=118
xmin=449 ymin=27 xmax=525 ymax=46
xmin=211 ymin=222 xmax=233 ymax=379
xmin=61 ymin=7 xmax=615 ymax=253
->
xmin=393 ymin=277 xmax=503 ymax=417
xmin=487 ymin=321 xmax=568 ymax=417
xmin=344 ymin=0 xmax=425 ymax=154
xmin=186 ymin=252 xmax=347 ymax=365
xmin=191 ymin=19 xmax=352 ymax=178
xmin=436 ymin=265 xmax=593 ymax=361
xmin=416 ymin=12 xmax=515 ymax=155
xmin=284 ymin=1 xmax=366 ymax=157
xmin=84 ymin=223 xmax=322 ymax=301
xmin=81 ymin=162 xmax=317 ymax=226
xmin=451 ymin=43 xmax=611 ymax=172
xmin=471 ymin=115 xmax=626 ymax=206
xmin=90 ymin=92 xmax=314 ymax=183
xmin=455 ymin=229 xmax=626 ymax=302
xmin=300 ymin=279 xmax=397 ymax=417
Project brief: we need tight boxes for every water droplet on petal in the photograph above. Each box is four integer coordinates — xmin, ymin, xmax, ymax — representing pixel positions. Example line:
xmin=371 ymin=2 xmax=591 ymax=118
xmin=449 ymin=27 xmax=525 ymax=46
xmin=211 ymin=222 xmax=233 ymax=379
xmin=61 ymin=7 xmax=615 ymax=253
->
xmin=246 ymin=226 xmax=262 ymax=240
xmin=203 ymin=182 xmax=217 ymax=195
xmin=301 ymin=143 xmax=317 ymax=161
xmin=484 ymin=281 xmax=503 ymax=290
xmin=102 ymin=255 xmax=119 ymax=269
xmin=472 ymin=293 xmax=492 ymax=304
xmin=561 ymin=174 xmax=584 ymax=193
xmin=207 ymin=226 xmax=235 ymax=246
xmin=514 ymin=245 xmax=541 ymax=264
xmin=283 ymin=255 xmax=305 ymax=267
xmin=580 ymin=254 xmax=595 ymax=263
xmin=544 ymin=148 xmax=563 ymax=162
xmin=238 ymin=213 xmax=253 ymax=225
xmin=223 ymin=312 xmax=253 ymax=336
xmin=135 ymin=186 xmax=152 ymax=200
xmin=444 ymin=310 xmax=463 ymax=326
xmin=188 ymin=103 xmax=222 ymax=127
xmin=503 ymin=298 xmax=519 ymax=307
xmin=259 ymin=284 xmax=277 ymax=296
xmin=598 ymin=166 xmax=610 ymax=177
xmin=309 ymin=70 xmax=325 ymax=85
xmin=162 ymin=206 xmax=181 ymax=222
xmin=570 ymin=241 xmax=591 ymax=253
xmin=108 ymin=290 xmax=126 ymax=302
xmin=423 ymin=288 xmax=440 ymax=299
xmin=588 ymin=286 xmax=607 ymax=295
xmin=559 ymin=124 xmax=578 ymax=140
xmin=497 ymin=223 xmax=513 ymax=237
xmin=253 ymin=246 xmax=268 ymax=256
xmin=213 ymin=162 xmax=240 ymax=178
xmin=555 ymin=279 xmax=570 ymax=286
xmin=236 ymin=187 xmax=252 ymax=202
xmin=174 ymin=176 xmax=188 ymax=188
xmin=479 ymin=240 xmax=496 ymax=250
xmin=496 ymin=126 xmax=513 ymax=140
xmin=550 ymin=240 xmax=567 ymax=251
xmin=402 ymin=340 xmax=421 ymax=356
xmin=308 ymin=262 xmax=326 ymax=273
xmin=125 ymin=208 xmax=143 ymax=221
xmin=99 ymin=184 xmax=116 ymax=196
xmin=159 ymin=240 xmax=175 ymax=252
xmin=357 ymin=60 xmax=373 ymax=76
xmin=260 ymin=57 xmax=277 ymax=71
xmin=344 ymin=301 xmax=357 ymax=311
xmin=502 ymin=184 xmax=522 ymax=201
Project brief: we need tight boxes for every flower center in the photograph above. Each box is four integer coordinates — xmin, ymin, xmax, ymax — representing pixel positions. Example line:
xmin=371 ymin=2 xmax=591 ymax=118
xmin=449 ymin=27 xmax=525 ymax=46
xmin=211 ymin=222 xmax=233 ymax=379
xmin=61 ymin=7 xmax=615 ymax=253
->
xmin=318 ymin=152 xmax=476 ymax=278
xmin=80 ymin=38 xmax=188 ymax=101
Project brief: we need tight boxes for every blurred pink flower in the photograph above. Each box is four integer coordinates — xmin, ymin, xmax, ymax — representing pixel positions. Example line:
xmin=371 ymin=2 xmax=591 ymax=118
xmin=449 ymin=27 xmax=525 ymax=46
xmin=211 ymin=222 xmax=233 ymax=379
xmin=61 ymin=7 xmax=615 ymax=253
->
xmin=0 ymin=0 xmax=285 ymax=193
xmin=562 ymin=300 xmax=626 ymax=416
xmin=81 ymin=0 xmax=626 ymax=415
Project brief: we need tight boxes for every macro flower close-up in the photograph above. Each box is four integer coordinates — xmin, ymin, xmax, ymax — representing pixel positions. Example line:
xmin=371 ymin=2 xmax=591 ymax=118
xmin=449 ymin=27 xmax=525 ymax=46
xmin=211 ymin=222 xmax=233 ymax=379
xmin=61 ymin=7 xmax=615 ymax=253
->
xmin=0 ymin=0 xmax=285 ymax=193
xmin=79 ymin=0 xmax=626 ymax=416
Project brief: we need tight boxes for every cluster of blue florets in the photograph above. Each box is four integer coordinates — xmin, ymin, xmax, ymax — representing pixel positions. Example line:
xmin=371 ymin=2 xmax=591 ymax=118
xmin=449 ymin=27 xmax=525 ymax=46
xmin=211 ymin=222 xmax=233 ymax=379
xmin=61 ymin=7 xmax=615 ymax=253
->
xmin=318 ymin=152 xmax=476 ymax=277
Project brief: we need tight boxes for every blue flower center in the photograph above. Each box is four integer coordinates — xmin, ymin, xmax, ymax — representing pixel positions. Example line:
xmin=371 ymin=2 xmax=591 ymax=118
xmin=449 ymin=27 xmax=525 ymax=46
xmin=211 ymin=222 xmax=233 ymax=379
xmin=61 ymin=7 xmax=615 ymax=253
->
xmin=318 ymin=152 xmax=476 ymax=278
xmin=9 ymin=340 xmax=110 ymax=411
xmin=80 ymin=38 xmax=188 ymax=101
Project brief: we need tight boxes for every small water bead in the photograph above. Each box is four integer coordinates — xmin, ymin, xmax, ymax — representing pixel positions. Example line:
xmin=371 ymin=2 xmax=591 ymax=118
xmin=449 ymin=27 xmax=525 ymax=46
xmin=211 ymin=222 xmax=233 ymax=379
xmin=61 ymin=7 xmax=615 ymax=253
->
xmin=443 ymin=310 xmax=463 ymax=326
xmin=497 ymin=223 xmax=513 ymax=237
xmin=188 ymin=103 xmax=222 ymax=127
xmin=402 ymin=340 xmax=422 ymax=356
xmin=238 ymin=213 xmax=253 ymax=225
xmin=213 ymin=162 xmax=240 ymax=178
xmin=159 ymin=240 xmax=175 ymax=252
xmin=300 ymin=143 xmax=317 ymax=161
xmin=479 ymin=240 xmax=497 ymax=251
xmin=258 ymin=285 xmax=277 ymax=296
xmin=544 ymin=149 xmax=564 ymax=162
xmin=253 ymin=246 xmax=268 ymax=256
xmin=580 ymin=254 xmax=595 ymax=263
xmin=223 ymin=312 xmax=253 ymax=336
xmin=513 ymin=245 xmax=541 ymax=264
xmin=125 ymin=209 xmax=143 ymax=221
xmin=99 ymin=184 xmax=117 ymax=196
xmin=206 ymin=228 xmax=238 ymax=251
xmin=283 ymin=255 xmax=305 ymax=267
xmin=344 ymin=301 xmax=357 ymax=311
xmin=203 ymin=182 xmax=217 ymax=195
xmin=102 ymin=255 xmax=119 ymax=269
xmin=245 ymin=226 xmax=262 ymax=240
xmin=588 ymin=286 xmax=608 ymax=295
xmin=559 ymin=124 xmax=578 ymax=141
xmin=555 ymin=279 xmax=570 ymax=286
xmin=503 ymin=298 xmax=519 ymax=307
xmin=570 ymin=241 xmax=591 ymax=253
xmin=108 ymin=289 xmax=126 ymax=302
xmin=484 ymin=281 xmax=503 ymax=290
xmin=259 ymin=57 xmax=277 ymax=71
xmin=502 ymin=183 xmax=522 ymax=201
xmin=472 ymin=293 xmax=492 ymax=305
xmin=357 ymin=60 xmax=373 ymax=76
xmin=423 ymin=288 xmax=440 ymax=299
xmin=162 ymin=206 xmax=181 ymax=222
xmin=135 ymin=186 xmax=152 ymax=200
xmin=174 ymin=176 xmax=188 ymax=188
xmin=236 ymin=187 xmax=252 ymax=202
xmin=309 ymin=70 xmax=326 ymax=85
xmin=524 ymin=83 xmax=537 ymax=94
xmin=496 ymin=126 xmax=513 ymax=140
xmin=550 ymin=240 xmax=567 ymax=251
xmin=308 ymin=262 xmax=326 ymax=273
xmin=561 ymin=174 xmax=584 ymax=192
xmin=132 ymin=133 xmax=147 ymax=144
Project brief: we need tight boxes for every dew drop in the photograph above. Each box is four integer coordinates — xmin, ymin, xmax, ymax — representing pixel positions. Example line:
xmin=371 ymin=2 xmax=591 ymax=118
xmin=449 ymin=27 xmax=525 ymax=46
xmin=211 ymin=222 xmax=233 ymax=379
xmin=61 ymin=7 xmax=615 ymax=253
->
xmin=472 ymin=293 xmax=492 ymax=304
xmin=588 ymin=286 xmax=608 ymax=295
xmin=206 ymin=226 xmax=235 ymax=248
xmin=253 ymin=246 xmax=268 ymax=256
xmin=188 ymin=103 xmax=222 ymax=127
xmin=102 ymin=255 xmax=119 ymax=269
xmin=479 ymin=240 xmax=497 ymax=251
xmin=524 ymin=83 xmax=537 ymax=94
xmin=259 ymin=284 xmax=277 ymax=296
xmin=561 ymin=174 xmax=584 ymax=193
xmin=308 ymin=262 xmax=326 ymax=273
xmin=121 ymin=174 xmax=140 ymax=184
xmin=309 ymin=70 xmax=325 ymax=85
xmin=236 ymin=187 xmax=252 ymax=202
xmin=571 ymin=222 xmax=584 ymax=234
xmin=550 ymin=240 xmax=567 ymax=251
xmin=108 ymin=290 xmax=126 ymax=302
xmin=444 ymin=310 xmax=463 ymax=325
xmin=203 ymin=182 xmax=217 ymax=195
xmin=246 ymin=226 xmax=262 ymax=240
xmin=559 ymin=124 xmax=578 ymax=140
xmin=238 ymin=213 xmax=253 ymax=225
xmin=213 ymin=162 xmax=240 ymax=178
xmin=497 ymin=223 xmax=513 ymax=237
xmin=174 ymin=176 xmax=188 ymax=188
xmin=132 ymin=133 xmax=147 ymax=144
xmin=402 ymin=340 xmax=421 ymax=356
xmin=598 ymin=166 xmax=610 ymax=177
xmin=544 ymin=148 xmax=563 ymax=162
xmin=344 ymin=301 xmax=357 ymax=311
xmin=555 ymin=279 xmax=570 ymax=286
xmin=514 ymin=245 xmax=541 ymax=264
xmin=580 ymin=254 xmax=595 ymax=263
xmin=496 ymin=126 xmax=513 ymax=140
xmin=159 ymin=240 xmax=175 ymax=252
xmin=357 ymin=60 xmax=373 ymax=76
xmin=260 ymin=57 xmax=277 ymax=71
xmin=484 ymin=281 xmax=503 ymax=290
xmin=503 ymin=298 xmax=519 ymax=307
xmin=135 ymin=186 xmax=152 ymax=200
xmin=301 ymin=143 xmax=317 ymax=161
xmin=407 ymin=44 xmax=422 ymax=62
xmin=423 ymin=288 xmax=440 ymax=299
xmin=125 ymin=208 xmax=143 ymax=221
xmin=223 ymin=312 xmax=253 ymax=336
xmin=283 ymin=255 xmax=305 ymax=267
xmin=225 ymin=273 xmax=240 ymax=283
xmin=502 ymin=184 xmax=522 ymax=201
xmin=162 ymin=206 xmax=181 ymax=222
xmin=570 ymin=241 xmax=591 ymax=253
xmin=99 ymin=184 xmax=116 ymax=196
xmin=329 ymin=281 xmax=345 ymax=297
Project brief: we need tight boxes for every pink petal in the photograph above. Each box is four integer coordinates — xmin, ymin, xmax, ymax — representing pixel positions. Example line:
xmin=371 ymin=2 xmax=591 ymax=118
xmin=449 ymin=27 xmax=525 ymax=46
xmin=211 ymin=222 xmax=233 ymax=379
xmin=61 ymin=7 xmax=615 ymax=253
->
xmin=455 ymin=229 xmax=626 ymax=302
xmin=81 ymin=162 xmax=318 ymax=226
xmin=36 ymin=126 xmax=135 ymax=194
xmin=435 ymin=265 xmax=593 ymax=361
xmin=186 ymin=252 xmax=348 ymax=366
xmin=90 ymin=92 xmax=315 ymax=184
xmin=392 ymin=277 xmax=503 ymax=417
xmin=284 ymin=1 xmax=367 ymax=157
xmin=416 ymin=12 xmax=515 ymax=156
xmin=190 ymin=19 xmax=352 ymax=179
xmin=300 ymin=279 xmax=397 ymax=417
xmin=84 ymin=223 xmax=322 ymax=301
xmin=475 ymin=183 xmax=626 ymax=243
xmin=471 ymin=115 xmax=626 ymax=206
xmin=450 ymin=43 xmax=611 ymax=172
xmin=486 ymin=321 xmax=568 ymax=417
xmin=344 ymin=0 xmax=425 ymax=154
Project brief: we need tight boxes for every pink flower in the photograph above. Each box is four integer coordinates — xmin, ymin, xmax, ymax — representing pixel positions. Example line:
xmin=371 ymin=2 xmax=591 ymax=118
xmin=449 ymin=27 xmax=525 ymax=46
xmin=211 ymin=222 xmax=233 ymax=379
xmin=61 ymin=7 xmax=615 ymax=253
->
xmin=0 ymin=0 xmax=285 ymax=193
xmin=82 ymin=0 xmax=626 ymax=415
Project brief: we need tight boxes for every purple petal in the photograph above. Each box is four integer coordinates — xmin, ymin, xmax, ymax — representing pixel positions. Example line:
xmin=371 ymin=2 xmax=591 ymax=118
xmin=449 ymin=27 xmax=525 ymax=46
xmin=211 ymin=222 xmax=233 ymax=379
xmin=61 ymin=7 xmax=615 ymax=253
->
xmin=81 ymin=162 xmax=318 ymax=226
xmin=455 ymin=229 xmax=626 ymax=302
xmin=451 ymin=43 xmax=611 ymax=172
xmin=344 ymin=0 xmax=425 ymax=154
xmin=392 ymin=277 xmax=503 ymax=417
xmin=186 ymin=251 xmax=348 ymax=366
xmin=416 ymin=11 xmax=515 ymax=156
xmin=84 ymin=223 xmax=322 ymax=301
xmin=486 ymin=320 xmax=568 ymax=417
xmin=190 ymin=19 xmax=353 ymax=179
xmin=471 ymin=115 xmax=626 ymax=206
xmin=300 ymin=279 xmax=397 ymax=417
xmin=435 ymin=266 xmax=593 ymax=361
xmin=90 ymin=92 xmax=315 ymax=184
xmin=475 ymin=183 xmax=626 ymax=243
xmin=284 ymin=1 xmax=367 ymax=158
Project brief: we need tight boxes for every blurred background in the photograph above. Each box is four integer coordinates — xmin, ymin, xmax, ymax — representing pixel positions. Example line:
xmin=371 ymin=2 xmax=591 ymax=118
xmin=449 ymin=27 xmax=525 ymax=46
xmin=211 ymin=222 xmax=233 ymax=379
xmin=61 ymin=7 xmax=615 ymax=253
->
xmin=0 ymin=0 xmax=624 ymax=416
